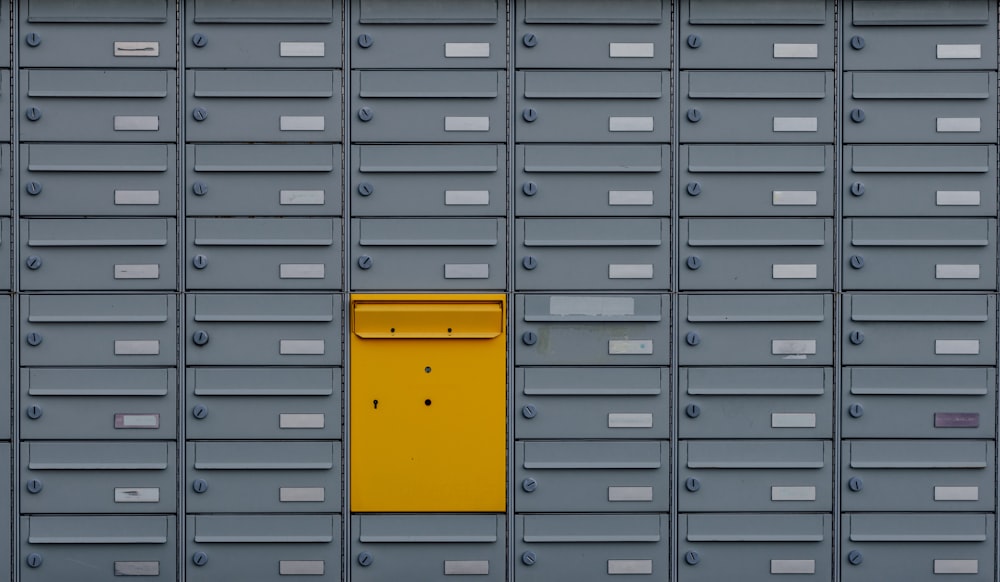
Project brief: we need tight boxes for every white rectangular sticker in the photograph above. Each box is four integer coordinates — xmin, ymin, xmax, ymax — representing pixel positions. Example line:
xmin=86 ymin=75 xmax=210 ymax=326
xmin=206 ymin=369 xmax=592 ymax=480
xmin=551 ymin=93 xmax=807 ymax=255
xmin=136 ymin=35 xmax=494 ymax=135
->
xmin=279 ymin=413 xmax=325 ymax=429
xmin=445 ymin=264 xmax=489 ymax=279
xmin=114 ymin=42 xmax=159 ymax=57
xmin=115 ymin=562 xmax=160 ymax=576
xmin=608 ymin=413 xmax=654 ymax=429
xmin=610 ymin=43 xmax=654 ymax=58
xmin=114 ymin=264 xmax=159 ymax=279
xmin=280 ymin=42 xmax=325 ymax=57
xmin=280 ymin=340 xmax=325 ymax=355
xmin=609 ymin=190 xmax=654 ymax=206
xmin=773 ymin=43 xmax=818 ymax=58
xmin=281 ymin=116 xmax=325 ymax=131
xmin=280 ymin=487 xmax=325 ymax=502
xmin=280 ymin=561 xmax=326 ymax=576
xmin=937 ymin=118 xmax=981 ymax=133
xmin=608 ymin=560 xmax=653 ymax=575
xmin=772 ymin=190 xmax=817 ymax=206
xmin=609 ymin=264 xmax=654 ymax=279
xmin=115 ymin=487 xmax=160 ymax=503
xmin=937 ymin=191 xmax=981 ymax=206
xmin=935 ymin=486 xmax=979 ymax=501
xmin=445 ymin=190 xmax=490 ymax=205
xmin=934 ymin=560 xmax=979 ymax=574
xmin=936 ymin=340 xmax=980 ymax=355
xmin=772 ymin=340 xmax=817 ymax=355
xmin=280 ymin=264 xmax=325 ymax=279
xmin=771 ymin=560 xmax=816 ymax=575
xmin=445 ymin=117 xmax=489 ymax=131
xmin=444 ymin=561 xmax=490 ymax=575
xmin=771 ymin=486 xmax=816 ymax=501
xmin=772 ymin=413 xmax=817 ymax=428
xmin=115 ymin=414 xmax=160 ymax=429
xmin=610 ymin=117 xmax=654 ymax=132
xmin=772 ymin=264 xmax=817 ymax=279
xmin=114 ymin=116 xmax=159 ymax=131
xmin=115 ymin=340 xmax=159 ymax=356
xmin=936 ymin=264 xmax=980 ymax=279
xmin=609 ymin=340 xmax=653 ymax=355
xmin=280 ymin=190 xmax=325 ymax=205
xmin=608 ymin=486 xmax=653 ymax=502
xmin=115 ymin=190 xmax=159 ymax=205
xmin=445 ymin=43 xmax=490 ymax=58
xmin=937 ymin=44 xmax=981 ymax=59
xmin=773 ymin=117 xmax=817 ymax=132
xmin=550 ymin=296 xmax=635 ymax=317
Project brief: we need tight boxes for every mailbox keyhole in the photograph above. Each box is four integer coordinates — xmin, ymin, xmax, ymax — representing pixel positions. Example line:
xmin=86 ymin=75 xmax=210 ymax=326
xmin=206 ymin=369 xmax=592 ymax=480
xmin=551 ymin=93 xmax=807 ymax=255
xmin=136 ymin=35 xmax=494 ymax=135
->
xmin=425 ymin=399 xmax=432 ymax=406
xmin=425 ymin=366 xmax=432 ymax=373
xmin=373 ymin=399 xmax=378 ymax=409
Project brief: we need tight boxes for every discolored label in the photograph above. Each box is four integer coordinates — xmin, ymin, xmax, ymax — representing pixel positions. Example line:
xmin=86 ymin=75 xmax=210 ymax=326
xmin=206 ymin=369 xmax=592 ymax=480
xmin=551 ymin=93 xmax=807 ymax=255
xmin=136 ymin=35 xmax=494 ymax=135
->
xmin=934 ymin=412 xmax=979 ymax=428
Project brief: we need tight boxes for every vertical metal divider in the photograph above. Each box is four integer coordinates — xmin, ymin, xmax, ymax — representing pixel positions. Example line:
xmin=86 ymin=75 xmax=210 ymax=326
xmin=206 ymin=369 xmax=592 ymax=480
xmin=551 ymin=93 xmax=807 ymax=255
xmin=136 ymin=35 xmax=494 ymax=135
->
xmin=832 ymin=1 xmax=843 ymax=581
xmin=176 ymin=1 xmax=186 ymax=580
xmin=994 ymin=10 xmax=1000 ymax=580
xmin=342 ymin=0 xmax=352 ymax=578
xmin=505 ymin=0 xmax=515 ymax=580
xmin=669 ymin=1 xmax=680 ymax=581
xmin=10 ymin=1 xmax=18 ymax=580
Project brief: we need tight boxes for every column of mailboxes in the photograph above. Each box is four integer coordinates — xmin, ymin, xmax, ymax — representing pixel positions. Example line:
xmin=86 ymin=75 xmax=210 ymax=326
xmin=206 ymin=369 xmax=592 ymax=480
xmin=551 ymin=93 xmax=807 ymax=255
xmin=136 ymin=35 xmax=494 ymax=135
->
xmin=512 ymin=1 xmax=671 ymax=579
xmin=347 ymin=1 xmax=509 ymax=579
xmin=0 ymin=4 xmax=9 ymax=582
xmin=15 ymin=1 xmax=180 ymax=579
xmin=840 ymin=4 xmax=999 ymax=580
xmin=182 ymin=1 xmax=344 ymax=580
xmin=677 ymin=1 xmax=836 ymax=579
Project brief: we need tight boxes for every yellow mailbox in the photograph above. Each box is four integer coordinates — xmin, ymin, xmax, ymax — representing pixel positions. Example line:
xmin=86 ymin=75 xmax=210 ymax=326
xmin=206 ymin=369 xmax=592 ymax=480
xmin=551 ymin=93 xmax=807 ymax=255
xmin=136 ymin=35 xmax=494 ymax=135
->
xmin=350 ymin=294 xmax=506 ymax=512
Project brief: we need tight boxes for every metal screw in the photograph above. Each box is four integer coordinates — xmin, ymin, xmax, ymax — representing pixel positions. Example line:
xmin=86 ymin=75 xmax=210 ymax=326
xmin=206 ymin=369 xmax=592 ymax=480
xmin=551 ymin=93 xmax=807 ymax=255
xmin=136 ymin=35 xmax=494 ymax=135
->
xmin=850 ymin=108 xmax=865 ymax=123
xmin=25 ymin=332 xmax=42 ymax=347
xmin=847 ymin=550 xmax=863 ymax=565
xmin=848 ymin=477 xmax=864 ymax=492
xmin=192 ymin=255 xmax=209 ymax=270
xmin=522 ymin=256 xmax=538 ymax=270
xmin=686 ymin=256 xmax=702 ymax=270
xmin=357 ymin=552 xmax=374 ymax=567
xmin=26 ymin=554 xmax=42 ymax=568
xmin=522 ymin=331 xmax=538 ymax=346
xmin=192 ymin=107 xmax=208 ymax=121
xmin=25 ymin=32 xmax=41 ymax=47
xmin=850 ymin=35 xmax=865 ymax=50
xmin=522 ymin=33 xmax=538 ymax=48
xmin=522 ymin=404 xmax=537 ymax=419
xmin=192 ymin=479 xmax=209 ymax=493
xmin=25 ymin=181 xmax=42 ymax=196
xmin=848 ymin=403 xmax=864 ymax=419
xmin=849 ymin=330 xmax=865 ymax=345
xmin=684 ymin=551 xmax=701 ymax=566
xmin=849 ymin=255 xmax=865 ymax=270
xmin=192 ymin=330 xmax=210 ymax=346
xmin=850 ymin=182 xmax=865 ymax=197
xmin=522 ymin=477 xmax=537 ymax=492
xmin=192 ymin=181 xmax=209 ymax=196
xmin=358 ymin=182 xmax=375 ymax=197
xmin=685 ymin=403 xmax=701 ymax=419
xmin=686 ymin=182 xmax=702 ymax=196
xmin=192 ymin=404 xmax=209 ymax=419
xmin=25 ymin=256 xmax=42 ymax=270
xmin=357 ymin=255 xmax=374 ymax=270
xmin=686 ymin=109 xmax=702 ymax=123
xmin=685 ymin=331 xmax=701 ymax=346
xmin=191 ymin=552 xmax=209 ymax=567
xmin=522 ymin=108 xmax=538 ymax=122
xmin=686 ymin=34 xmax=702 ymax=48
xmin=357 ymin=33 xmax=374 ymax=48
xmin=522 ymin=181 xmax=538 ymax=196
xmin=358 ymin=107 xmax=374 ymax=122
xmin=25 ymin=405 xmax=42 ymax=420
xmin=25 ymin=107 xmax=42 ymax=121
xmin=191 ymin=33 xmax=208 ymax=47
xmin=685 ymin=477 xmax=701 ymax=492
xmin=26 ymin=479 xmax=43 ymax=494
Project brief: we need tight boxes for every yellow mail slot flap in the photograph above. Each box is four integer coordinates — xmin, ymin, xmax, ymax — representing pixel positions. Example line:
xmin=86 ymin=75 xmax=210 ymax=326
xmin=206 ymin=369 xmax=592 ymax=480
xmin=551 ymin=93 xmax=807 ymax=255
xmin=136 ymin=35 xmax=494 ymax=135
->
xmin=353 ymin=299 xmax=503 ymax=339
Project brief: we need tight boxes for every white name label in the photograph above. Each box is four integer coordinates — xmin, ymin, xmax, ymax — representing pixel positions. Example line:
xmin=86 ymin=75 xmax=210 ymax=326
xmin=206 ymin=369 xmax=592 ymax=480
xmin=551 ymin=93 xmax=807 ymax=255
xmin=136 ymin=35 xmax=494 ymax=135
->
xmin=609 ymin=190 xmax=654 ymax=206
xmin=608 ymin=560 xmax=653 ymax=575
xmin=445 ymin=190 xmax=490 ymax=205
xmin=608 ymin=413 xmax=654 ymax=428
xmin=445 ymin=117 xmax=490 ymax=131
xmin=935 ymin=486 xmax=979 ymax=501
xmin=937 ymin=44 xmax=981 ymax=59
xmin=280 ymin=42 xmax=326 ymax=57
xmin=935 ymin=340 xmax=980 ymax=355
xmin=610 ymin=43 xmax=654 ymax=58
xmin=280 ymin=561 xmax=326 ymax=575
xmin=280 ymin=190 xmax=325 ymax=205
xmin=609 ymin=264 xmax=654 ymax=279
xmin=772 ymin=413 xmax=817 ymax=428
xmin=608 ymin=486 xmax=653 ymax=502
xmin=773 ymin=117 xmax=817 ymax=132
xmin=773 ymin=43 xmax=818 ymax=58
xmin=115 ymin=487 xmax=160 ymax=503
xmin=115 ymin=190 xmax=160 ymax=205
xmin=444 ymin=561 xmax=490 ymax=575
xmin=937 ymin=191 xmax=981 ymax=206
xmin=936 ymin=264 xmax=980 ymax=279
xmin=114 ymin=264 xmax=159 ymax=279
xmin=937 ymin=118 xmax=981 ymax=133
xmin=114 ymin=42 xmax=159 ymax=57
xmin=280 ymin=340 xmax=325 ymax=355
xmin=934 ymin=560 xmax=979 ymax=574
xmin=279 ymin=413 xmax=325 ymax=429
xmin=280 ymin=487 xmax=325 ymax=502
xmin=609 ymin=340 xmax=653 ymax=355
xmin=445 ymin=43 xmax=490 ymax=58
xmin=772 ymin=486 xmax=816 ymax=501
xmin=772 ymin=560 xmax=816 ymax=574
xmin=115 ymin=340 xmax=160 ymax=355
xmin=280 ymin=264 xmax=326 ymax=279
xmin=445 ymin=264 xmax=489 ymax=279
xmin=772 ymin=264 xmax=817 ymax=279
xmin=610 ymin=117 xmax=654 ymax=132
xmin=772 ymin=340 xmax=817 ymax=355
xmin=773 ymin=190 xmax=818 ymax=206
xmin=114 ymin=116 xmax=159 ymax=131
xmin=280 ymin=116 xmax=325 ymax=131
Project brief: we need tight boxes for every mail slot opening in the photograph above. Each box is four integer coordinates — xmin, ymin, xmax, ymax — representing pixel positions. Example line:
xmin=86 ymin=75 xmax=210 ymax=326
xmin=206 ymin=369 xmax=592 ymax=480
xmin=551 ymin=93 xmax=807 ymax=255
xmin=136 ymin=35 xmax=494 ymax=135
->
xmin=353 ymin=300 xmax=503 ymax=338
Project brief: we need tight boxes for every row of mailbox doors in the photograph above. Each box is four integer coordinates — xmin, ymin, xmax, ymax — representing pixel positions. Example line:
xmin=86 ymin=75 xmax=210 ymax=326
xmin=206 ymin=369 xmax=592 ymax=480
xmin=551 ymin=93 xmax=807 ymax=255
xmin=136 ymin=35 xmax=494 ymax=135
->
xmin=6 ymin=0 xmax=1000 ymax=71
xmin=4 ymin=511 xmax=994 ymax=581
xmin=5 ymin=69 xmax=1000 ymax=144
xmin=0 ymin=218 xmax=997 ymax=291
xmin=8 ymin=143 xmax=1000 ymax=219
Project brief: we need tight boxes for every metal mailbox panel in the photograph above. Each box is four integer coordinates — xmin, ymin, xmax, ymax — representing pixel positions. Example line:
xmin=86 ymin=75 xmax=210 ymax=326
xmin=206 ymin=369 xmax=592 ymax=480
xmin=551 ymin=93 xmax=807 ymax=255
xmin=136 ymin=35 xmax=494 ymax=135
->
xmin=21 ymin=367 xmax=177 ymax=440
xmin=844 ymin=72 xmax=997 ymax=144
xmin=679 ymin=367 xmax=833 ymax=439
xmin=351 ymin=70 xmax=505 ymax=143
xmin=0 ymin=298 xmax=9 ymax=439
xmin=679 ymin=440 xmax=833 ymax=512
xmin=186 ymin=293 xmax=342 ymax=366
xmin=680 ymin=218 xmax=833 ymax=290
xmin=352 ymin=144 xmax=506 ymax=217
xmin=0 ymin=218 xmax=11 ymax=291
xmin=351 ymin=218 xmax=506 ymax=291
xmin=0 ymin=445 xmax=7 ymax=582
xmin=186 ymin=218 xmax=342 ymax=290
xmin=20 ymin=218 xmax=177 ymax=291
xmin=0 ymin=145 xmax=11 ymax=216
xmin=21 ymin=515 xmax=177 ymax=582
xmin=20 ymin=0 xmax=176 ymax=68
xmin=186 ymin=0 xmax=342 ymax=69
xmin=20 ymin=69 xmax=177 ymax=143
xmin=681 ymin=0 xmax=834 ymax=70
xmin=516 ymin=144 xmax=670 ymax=217
xmin=21 ymin=143 xmax=176 ymax=217
xmin=679 ymin=294 xmax=834 ymax=366
xmin=352 ymin=514 xmax=505 ymax=582
xmin=515 ymin=514 xmax=669 ymax=581
xmin=679 ymin=513 xmax=832 ymax=582
xmin=679 ymin=145 xmax=834 ymax=217
xmin=187 ymin=441 xmax=341 ymax=513
xmin=516 ymin=218 xmax=670 ymax=291
xmin=516 ymin=70 xmax=670 ymax=143
xmin=186 ymin=144 xmax=340 ymax=217
xmin=843 ymin=294 xmax=997 ymax=366
xmin=20 ymin=294 xmax=177 ymax=367
xmin=842 ymin=367 xmax=997 ymax=439
xmin=515 ymin=294 xmax=670 ymax=366
xmin=515 ymin=0 xmax=669 ymax=69
xmin=0 ymin=71 xmax=13 ymax=142
xmin=514 ymin=366 xmax=669 ymax=439
xmin=187 ymin=367 xmax=341 ymax=440
xmin=351 ymin=0 xmax=505 ymax=69
xmin=842 ymin=513 xmax=995 ymax=582
xmin=843 ymin=218 xmax=997 ymax=290
xmin=187 ymin=514 xmax=341 ymax=582
xmin=843 ymin=145 xmax=998 ymax=217
xmin=186 ymin=69 xmax=342 ymax=142
xmin=844 ymin=0 xmax=998 ymax=70
xmin=680 ymin=70 xmax=834 ymax=143
xmin=20 ymin=441 xmax=177 ymax=513
xmin=515 ymin=440 xmax=669 ymax=512
xmin=842 ymin=440 xmax=995 ymax=512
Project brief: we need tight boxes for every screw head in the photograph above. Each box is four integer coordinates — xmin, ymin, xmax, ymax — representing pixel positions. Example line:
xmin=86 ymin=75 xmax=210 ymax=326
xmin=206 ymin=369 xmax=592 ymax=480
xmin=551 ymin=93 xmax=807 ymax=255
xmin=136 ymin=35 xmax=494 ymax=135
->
xmin=192 ymin=404 xmax=209 ymax=419
xmin=26 ymin=405 xmax=43 ymax=420
xmin=522 ymin=404 xmax=538 ymax=419
xmin=686 ymin=34 xmax=702 ymax=48
xmin=850 ymin=182 xmax=865 ymax=197
xmin=25 ymin=107 xmax=42 ymax=121
xmin=192 ymin=181 xmax=209 ymax=196
xmin=192 ymin=479 xmax=209 ymax=493
xmin=192 ymin=107 xmax=209 ymax=121
xmin=850 ymin=35 xmax=865 ymax=50
xmin=191 ymin=33 xmax=208 ymax=47
xmin=192 ymin=330 xmax=210 ymax=346
xmin=686 ymin=181 xmax=702 ymax=196
xmin=848 ymin=476 xmax=864 ymax=492
xmin=357 ymin=255 xmax=374 ymax=270
xmin=25 ymin=256 xmax=42 ymax=270
xmin=522 ymin=551 xmax=537 ymax=566
xmin=522 ymin=477 xmax=538 ymax=492
xmin=522 ymin=256 xmax=538 ymax=270
xmin=522 ymin=181 xmax=538 ymax=196
xmin=847 ymin=550 xmax=863 ymax=565
xmin=357 ymin=552 xmax=374 ymax=567
xmin=358 ymin=182 xmax=375 ymax=197
xmin=26 ymin=479 xmax=43 ymax=494
xmin=25 ymin=181 xmax=43 ymax=196
xmin=848 ymin=403 xmax=864 ymax=419
xmin=358 ymin=107 xmax=374 ymax=122
xmin=522 ymin=33 xmax=538 ymax=47
xmin=26 ymin=553 xmax=43 ymax=568
xmin=849 ymin=255 xmax=865 ymax=270
xmin=25 ymin=32 xmax=41 ymax=47
xmin=522 ymin=107 xmax=538 ymax=122
xmin=685 ymin=403 xmax=701 ymax=419
xmin=685 ymin=331 xmax=701 ymax=346
xmin=25 ymin=332 xmax=43 ymax=347
xmin=192 ymin=255 xmax=209 ymax=270
xmin=686 ymin=256 xmax=702 ymax=270
xmin=191 ymin=552 xmax=209 ymax=567
xmin=849 ymin=330 xmax=865 ymax=345
xmin=685 ymin=477 xmax=701 ymax=492
xmin=850 ymin=108 xmax=865 ymax=123
xmin=684 ymin=551 xmax=701 ymax=566
xmin=522 ymin=331 xmax=538 ymax=346
xmin=357 ymin=33 xmax=374 ymax=48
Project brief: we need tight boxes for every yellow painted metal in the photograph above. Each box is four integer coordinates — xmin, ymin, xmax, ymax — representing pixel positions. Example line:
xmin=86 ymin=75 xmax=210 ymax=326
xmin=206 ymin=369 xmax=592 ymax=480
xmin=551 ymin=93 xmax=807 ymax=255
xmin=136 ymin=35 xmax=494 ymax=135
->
xmin=350 ymin=294 xmax=507 ymax=512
